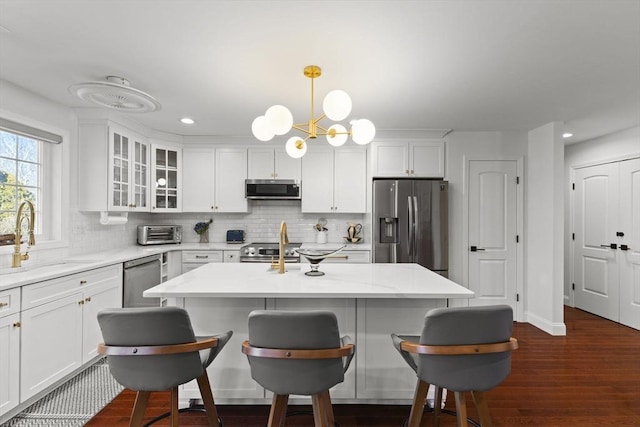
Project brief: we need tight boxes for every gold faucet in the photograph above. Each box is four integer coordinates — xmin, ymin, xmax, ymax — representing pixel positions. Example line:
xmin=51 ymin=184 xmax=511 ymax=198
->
xmin=271 ymin=220 xmax=289 ymax=274
xmin=12 ymin=200 xmax=36 ymax=268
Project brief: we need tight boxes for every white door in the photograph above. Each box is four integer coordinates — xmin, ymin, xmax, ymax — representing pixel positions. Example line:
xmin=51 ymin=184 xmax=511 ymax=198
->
xmin=468 ymin=160 xmax=519 ymax=315
xmin=573 ymin=163 xmax=620 ymax=321
xmin=618 ymin=158 xmax=640 ymax=329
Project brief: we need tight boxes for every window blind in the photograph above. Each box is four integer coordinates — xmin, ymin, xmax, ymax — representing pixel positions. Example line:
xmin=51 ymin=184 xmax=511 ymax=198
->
xmin=0 ymin=117 xmax=63 ymax=144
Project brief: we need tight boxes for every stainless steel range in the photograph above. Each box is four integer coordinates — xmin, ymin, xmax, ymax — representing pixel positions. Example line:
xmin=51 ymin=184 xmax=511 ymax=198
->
xmin=240 ymin=242 xmax=301 ymax=263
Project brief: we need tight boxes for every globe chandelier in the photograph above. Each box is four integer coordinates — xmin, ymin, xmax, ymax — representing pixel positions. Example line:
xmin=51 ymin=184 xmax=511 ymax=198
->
xmin=251 ymin=65 xmax=376 ymax=158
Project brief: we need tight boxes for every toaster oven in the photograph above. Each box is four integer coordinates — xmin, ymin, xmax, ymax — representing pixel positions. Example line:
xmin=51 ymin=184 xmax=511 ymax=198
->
xmin=137 ymin=225 xmax=182 ymax=245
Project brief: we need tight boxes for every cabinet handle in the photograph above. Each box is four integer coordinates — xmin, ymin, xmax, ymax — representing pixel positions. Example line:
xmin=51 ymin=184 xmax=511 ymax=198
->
xmin=195 ymin=255 xmax=209 ymax=259
xmin=620 ymin=244 xmax=631 ymax=251
xmin=410 ymin=170 xmax=414 ymax=174
xmin=13 ymin=321 xmax=21 ymax=328
xmin=80 ymin=280 xmax=88 ymax=285
xmin=78 ymin=300 xmax=85 ymax=305
xmin=85 ymin=297 xmax=92 ymax=303
xmin=405 ymin=169 xmax=409 ymax=174
xmin=600 ymin=244 xmax=617 ymax=249
xmin=0 ymin=302 xmax=8 ymax=308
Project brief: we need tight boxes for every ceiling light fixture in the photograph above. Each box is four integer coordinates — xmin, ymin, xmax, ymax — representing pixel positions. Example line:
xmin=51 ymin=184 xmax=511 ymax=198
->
xmin=69 ymin=76 xmax=161 ymax=113
xmin=251 ymin=65 xmax=375 ymax=158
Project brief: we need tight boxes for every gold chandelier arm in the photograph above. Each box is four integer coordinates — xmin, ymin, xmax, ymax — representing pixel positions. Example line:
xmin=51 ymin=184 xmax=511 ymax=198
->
xmin=292 ymin=124 xmax=312 ymax=135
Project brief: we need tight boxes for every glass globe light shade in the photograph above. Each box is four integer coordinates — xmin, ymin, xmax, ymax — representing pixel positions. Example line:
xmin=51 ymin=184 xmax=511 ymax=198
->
xmin=351 ymin=119 xmax=376 ymax=145
xmin=252 ymin=116 xmax=274 ymax=141
xmin=326 ymin=124 xmax=348 ymax=147
xmin=265 ymin=105 xmax=293 ymax=135
xmin=323 ymin=90 xmax=352 ymax=121
xmin=285 ymin=137 xmax=307 ymax=159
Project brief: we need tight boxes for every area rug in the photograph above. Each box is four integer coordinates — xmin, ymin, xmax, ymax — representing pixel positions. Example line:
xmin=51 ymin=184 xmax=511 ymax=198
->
xmin=1 ymin=359 xmax=123 ymax=427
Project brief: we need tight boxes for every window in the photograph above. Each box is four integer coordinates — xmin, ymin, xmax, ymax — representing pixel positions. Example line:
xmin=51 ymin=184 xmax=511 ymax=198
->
xmin=0 ymin=129 xmax=42 ymax=239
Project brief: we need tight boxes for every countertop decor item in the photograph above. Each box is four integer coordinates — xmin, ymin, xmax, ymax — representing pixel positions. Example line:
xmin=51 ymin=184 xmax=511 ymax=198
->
xmin=297 ymin=245 xmax=346 ymax=276
xmin=251 ymin=65 xmax=376 ymax=159
xmin=344 ymin=223 xmax=362 ymax=243
xmin=194 ymin=219 xmax=213 ymax=243
xmin=314 ymin=217 xmax=328 ymax=244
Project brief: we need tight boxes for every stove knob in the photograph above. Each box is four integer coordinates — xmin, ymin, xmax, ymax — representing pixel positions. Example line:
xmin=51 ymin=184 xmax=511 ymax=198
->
xmin=249 ymin=248 xmax=255 ymax=255
xmin=244 ymin=248 xmax=250 ymax=255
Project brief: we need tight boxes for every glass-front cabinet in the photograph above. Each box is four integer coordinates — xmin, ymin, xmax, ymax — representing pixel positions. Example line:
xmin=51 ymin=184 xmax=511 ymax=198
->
xmin=151 ymin=144 xmax=181 ymax=212
xmin=107 ymin=125 xmax=149 ymax=212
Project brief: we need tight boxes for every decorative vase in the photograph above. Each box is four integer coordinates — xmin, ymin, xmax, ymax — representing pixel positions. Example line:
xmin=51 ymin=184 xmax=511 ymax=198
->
xmin=199 ymin=230 xmax=209 ymax=243
xmin=316 ymin=231 xmax=327 ymax=244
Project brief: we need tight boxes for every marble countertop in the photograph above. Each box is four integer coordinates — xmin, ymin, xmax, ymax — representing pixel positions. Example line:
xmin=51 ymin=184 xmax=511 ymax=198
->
xmin=144 ymin=262 xmax=473 ymax=299
xmin=0 ymin=242 xmax=371 ymax=291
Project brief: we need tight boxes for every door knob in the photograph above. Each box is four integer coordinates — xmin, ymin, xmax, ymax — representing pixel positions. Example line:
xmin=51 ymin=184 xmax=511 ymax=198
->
xmin=470 ymin=246 xmax=485 ymax=252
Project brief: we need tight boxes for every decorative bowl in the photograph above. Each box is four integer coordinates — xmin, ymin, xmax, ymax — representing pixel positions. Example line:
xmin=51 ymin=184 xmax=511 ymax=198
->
xmin=296 ymin=245 xmax=346 ymax=276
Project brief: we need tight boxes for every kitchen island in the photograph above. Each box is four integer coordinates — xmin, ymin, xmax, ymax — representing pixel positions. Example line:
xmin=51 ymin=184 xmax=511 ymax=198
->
xmin=144 ymin=262 xmax=474 ymax=405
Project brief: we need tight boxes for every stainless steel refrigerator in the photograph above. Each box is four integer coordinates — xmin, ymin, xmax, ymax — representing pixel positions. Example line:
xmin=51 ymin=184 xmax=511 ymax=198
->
xmin=373 ymin=179 xmax=448 ymax=276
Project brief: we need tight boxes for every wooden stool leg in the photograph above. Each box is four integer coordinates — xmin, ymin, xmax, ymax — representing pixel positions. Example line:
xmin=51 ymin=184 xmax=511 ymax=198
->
xmin=268 ymin=394 xmax=289 ymax=427
xmin=197 ymin=371 xmax=221 ymax=427
xmin=454 ymin=391 xmax=468 ymax=427
xmin=129 ymin=390 xmax=150 ymax=427
xmin=312 ymin=393 xmax=328 ymax=427
xmin=434 ymin=386 xmax=444 ymax=427
xmin=408 ymin=379 xmax=429 ymax=427
xmin=318 ymin=390 xmax=335 ymax=426
xmin=471 ymin=390 xmax=493 ymax=427
xmin=170 ymin=387 xmax=179 ymax=427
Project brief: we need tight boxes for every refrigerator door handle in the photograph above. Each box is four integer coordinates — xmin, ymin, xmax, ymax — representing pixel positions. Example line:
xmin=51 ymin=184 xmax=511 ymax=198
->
xmin=407 ymin=196 xmax=414 ymax=255
xmin=413 ymin=196 xmax=419 ymax=258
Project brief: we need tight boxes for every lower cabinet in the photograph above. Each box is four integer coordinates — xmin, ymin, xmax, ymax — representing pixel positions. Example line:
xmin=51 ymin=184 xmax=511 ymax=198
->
xmin=182 ymin=250 xmax=223 ymax=274
xmin=20 ymin=293 xmax=84 ymax=401
xmin=0 ymin=311 xmax=20 ymax=418
xmin=18 ymin=265 xmax=122 ymax=402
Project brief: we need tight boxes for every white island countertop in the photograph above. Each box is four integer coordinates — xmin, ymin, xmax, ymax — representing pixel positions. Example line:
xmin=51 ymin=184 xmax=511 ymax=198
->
xmin=144 ymin=262 xmax=474 ymax=299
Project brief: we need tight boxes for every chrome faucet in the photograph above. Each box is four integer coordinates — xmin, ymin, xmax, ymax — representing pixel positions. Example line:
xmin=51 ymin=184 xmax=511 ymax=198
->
xmin=271 ymin=220 xmax=289 ymax=274
xmin=12 ymin=200 xmax=36 ymax=268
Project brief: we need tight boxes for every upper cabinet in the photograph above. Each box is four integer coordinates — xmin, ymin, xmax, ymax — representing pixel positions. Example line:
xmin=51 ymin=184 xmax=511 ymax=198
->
xmin=247 ymin=147 xmax=301 ymax=181
xmin=151 ymin=144 xmax=181 ymax=212
xmin=371 ymin=140 xmax=445 ymax=178
xmin=78 ymin=120 xmax=150 ymax=212
xmin=301 ymin=147 xmax=367 ymax=213
xmin=182 ymin=147 xmax=248 ymax=213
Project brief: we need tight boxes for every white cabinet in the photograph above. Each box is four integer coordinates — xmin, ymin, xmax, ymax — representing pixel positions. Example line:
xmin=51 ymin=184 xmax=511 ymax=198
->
xmin=371 ymin=140 xmax=445 ymax=178
xmin=182 ymin=148 xmax=248 ymax=213
xmin=0 ymin=288 xmax=20 ymax=417
xmin=248 ymin=147 xmax=301 ymax=180
xmin=301 ymin=147 xmax=367 ymax=213
xmin=151 ymin=144 xmax=181 ymax=212
xmin=223 ymin=250 xmax=241 ymax=263
xmin=182 ymin=250 xmax=224 ymax=274
xmin=78 ymin=120 xmax=150 ymax=212
xmin=20 ymin=265 xmax=122 ymax=401
xmin=161 ymin=251 xmax=182 ymax=282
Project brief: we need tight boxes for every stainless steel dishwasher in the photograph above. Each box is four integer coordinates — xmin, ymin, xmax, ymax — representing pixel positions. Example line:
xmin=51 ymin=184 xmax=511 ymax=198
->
xmin=123 ymin=254 xmax=161 ymax=307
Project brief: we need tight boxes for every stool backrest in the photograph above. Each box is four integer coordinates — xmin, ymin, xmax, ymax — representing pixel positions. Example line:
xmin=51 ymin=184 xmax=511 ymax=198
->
xmin=417 ymin=305 xmax=513 ymax=392
xmin=98 ymin=307 xmax=203 ymax=391
xmin=247 ymin=310 xmax=344 ymax=395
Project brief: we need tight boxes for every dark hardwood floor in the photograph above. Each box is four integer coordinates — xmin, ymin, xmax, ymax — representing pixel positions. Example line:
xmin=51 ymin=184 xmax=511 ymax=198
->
xmin=85 ymin=307 xmax=640 ymax=426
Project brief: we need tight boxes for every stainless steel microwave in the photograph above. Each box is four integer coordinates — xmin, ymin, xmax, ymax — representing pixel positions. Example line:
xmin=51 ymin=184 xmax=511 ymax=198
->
xmin=245 ymin=179 xmax=301 ymax=200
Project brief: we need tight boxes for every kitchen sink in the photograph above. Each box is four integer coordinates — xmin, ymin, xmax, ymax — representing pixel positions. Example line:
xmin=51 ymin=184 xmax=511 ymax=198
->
xmin=0 ymin=259 xmax=100 ymax=275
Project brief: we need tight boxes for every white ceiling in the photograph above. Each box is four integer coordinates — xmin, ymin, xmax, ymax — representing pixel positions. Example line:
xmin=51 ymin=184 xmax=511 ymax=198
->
xmin=0 ymin=0 xmax=638 ymax=144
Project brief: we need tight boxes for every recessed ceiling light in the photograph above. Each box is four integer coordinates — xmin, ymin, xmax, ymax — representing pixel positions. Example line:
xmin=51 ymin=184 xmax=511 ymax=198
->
xmin=180 ymin=117 xmax=195 ymax=124
xmin=563 ymin=132 xmax=573 ymax=138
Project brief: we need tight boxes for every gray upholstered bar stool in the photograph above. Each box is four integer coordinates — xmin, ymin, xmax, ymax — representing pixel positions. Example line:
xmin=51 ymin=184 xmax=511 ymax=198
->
xmin=242 ymin=310 xmax=355 ymax=427
xmin=97 ymin=307 xmax=232 ymax=427
xmin=391 ymin=305 xmax=518 ymax=427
